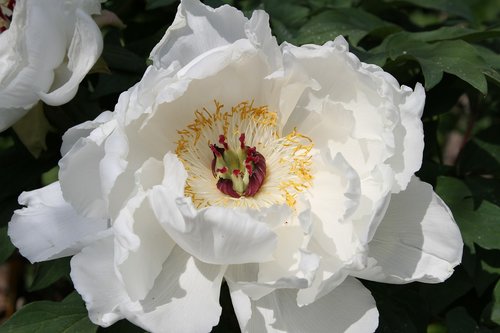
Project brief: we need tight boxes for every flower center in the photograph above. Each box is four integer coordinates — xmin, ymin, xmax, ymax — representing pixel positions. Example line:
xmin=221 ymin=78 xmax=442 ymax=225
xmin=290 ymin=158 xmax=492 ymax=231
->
xmin=210 ymin=133 xmax=266 ymax=198
xmin=0 ymin=0 xmax=15 ymax=33
xmin=175 ymin=101 xmax=313 ymax=209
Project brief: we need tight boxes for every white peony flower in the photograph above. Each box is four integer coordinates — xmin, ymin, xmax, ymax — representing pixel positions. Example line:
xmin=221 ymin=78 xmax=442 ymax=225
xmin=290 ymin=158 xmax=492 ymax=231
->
xmin=8 ymin=0 xmax=463 ymax=332
xmin=0 ymin=0 xmax=103 ymax=132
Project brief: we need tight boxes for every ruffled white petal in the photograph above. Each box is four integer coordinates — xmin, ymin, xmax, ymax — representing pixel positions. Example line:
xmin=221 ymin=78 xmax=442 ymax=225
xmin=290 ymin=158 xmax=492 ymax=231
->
xmin=0 ymin=0 xmax=102 ymax=131
xmin=225 ymin=224 xmax=320 ymax=300
xmin=150 ymin=0 xmax=246 ymax=68
xmin=295 ymin=238 xmax=350 ymax=306
xmin=59 ymin=119 xmax=117 ymax=219
xmin=8 ymin=182 xmax=108 ymax=263
xmin=72 ymin=236 xmax=225 ymax=333
xmin=353 ymin=177 xmax=463 ymax=283
xmin=150 ymin=0 xmax=279 ymax=72
xmin=70 ymin=234 xmax=128 ymax=326
xmin=229 ymin=277 xmax=378 ymax=333
xmin=39 ymin=7 xmax=103 ymax=105
xmin=61 ymin=111 xmax=114 ymax=156
xmin=306 ymin=151 xmax=362 ymax=262
xmin=125 ymin=246 xmax=225 ymax=333
xmin=387 ymin=83 xmax=425 ymax=192
xmin=113 ymin=190 xmax=175 ymax=302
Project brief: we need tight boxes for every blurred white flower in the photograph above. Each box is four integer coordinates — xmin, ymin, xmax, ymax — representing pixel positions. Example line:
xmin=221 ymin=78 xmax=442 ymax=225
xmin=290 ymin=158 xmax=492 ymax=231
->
xmin=0 ymin=0 xmax=103 ymax=131
xmin=8 ymin=0 xmax=463 ymax=332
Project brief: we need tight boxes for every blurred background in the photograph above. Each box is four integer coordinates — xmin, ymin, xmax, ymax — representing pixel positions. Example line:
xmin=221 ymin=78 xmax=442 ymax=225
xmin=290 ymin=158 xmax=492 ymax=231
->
xmin=0 ymin=0 xmax=499 ymax=332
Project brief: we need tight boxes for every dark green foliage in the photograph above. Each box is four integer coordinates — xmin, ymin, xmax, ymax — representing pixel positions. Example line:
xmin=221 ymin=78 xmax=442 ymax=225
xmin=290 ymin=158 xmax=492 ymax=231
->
xmin=0 ymin=293 xmax=96 ymax=333
xmin=0 ymin=0 xmax=499 ymax=332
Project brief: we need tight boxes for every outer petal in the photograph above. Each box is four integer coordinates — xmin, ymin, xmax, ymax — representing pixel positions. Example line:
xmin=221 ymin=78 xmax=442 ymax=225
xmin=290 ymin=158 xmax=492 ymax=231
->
xmin=113 ymin=159 xmax=176 ymax=302
xmin=229 ymin=277 xmax=378 ymax=333
xmin=225 ymin=223 xmax=320 ymax=300
xmin=8 ymin=182 xmax=108 ymax=263
xmin=386 ymin=83 xmax=425 ymax=192
xmin=60 ymin=110 xmax=114 ymax=156
xmin=59 ymin=118 xmax=118 ymax=219
xmin=353 ymin=177 xmax=463 ymax=283
xmin=70 ymin=234 xmax=128 ymax=326
xmin=150 ymin=0 xmax=279 ymax=71
xmin=71 ymin=235 xmax=225 ymax=333
xmin=39 ymin=6 xmax=103 ymax=105
xmin=0 ymin=0 xmax=102 ymax=131
xmin=150 ymin=0 xmax=246 ymax=68
xmin=125 ymin=246 xmax=225 ymax=333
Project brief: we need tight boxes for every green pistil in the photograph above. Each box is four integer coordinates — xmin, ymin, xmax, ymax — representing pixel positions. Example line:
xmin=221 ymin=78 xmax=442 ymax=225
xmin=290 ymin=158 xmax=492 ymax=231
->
xmin=210 ymin=133 xmax=265 ymax=198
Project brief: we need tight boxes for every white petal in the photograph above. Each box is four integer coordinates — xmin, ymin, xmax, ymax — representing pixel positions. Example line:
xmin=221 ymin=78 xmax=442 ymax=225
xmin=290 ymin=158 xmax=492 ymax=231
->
xmin=258 ymin=225 xmax=318 ymax=283
xmin=61 ymin=111 xmax=114 ymax=156
xmin=0 ymin=106 xmax=28 ymax=132
xmin=151 ymin=190 xmax=277 ymax=265
xmin=149 ymin=153 xmax=277 ymax=265
xmin=296 ymin=238 xmax=350 ymax=306
xmin=113 ymin=189 xmax=175 ymax=301
xmin=387 ymin=83 xmax=425 ymax=192
xmin=59 ymin=119 xmax=117 ymax=218
xmin=150 ymin=0 xmax=247 ymax=68
xmin=8 ymin=182 xmax=108 ymax=263
xmin=225 ymin=225 xmax=320 ymax=300
xmin=71 ymin=234 xmax=128 ymax=327
xmin=353 ymin=177 xmax=463 ymax=283
xmin=39 ymin=8 xmax=103 ymax=105
xmin=124 ymin=246 xmax=225 ymax=333
xmin=229 ymin=277 xmax=378 ymax=333
xmin=0 ymin=0 xmax=102 ymax=131
xmin=0 ymin=0 xmax=66 ymax=107
xmin=72 ymin=238 xmax=225 ymax=333
xmin=307 ymin=151 xmax=362 ymax=261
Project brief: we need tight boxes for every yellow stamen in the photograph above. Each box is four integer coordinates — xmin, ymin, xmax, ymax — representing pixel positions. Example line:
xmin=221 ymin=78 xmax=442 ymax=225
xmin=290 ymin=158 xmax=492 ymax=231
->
xmin=175 ymin=101 xmax=313 ymax=209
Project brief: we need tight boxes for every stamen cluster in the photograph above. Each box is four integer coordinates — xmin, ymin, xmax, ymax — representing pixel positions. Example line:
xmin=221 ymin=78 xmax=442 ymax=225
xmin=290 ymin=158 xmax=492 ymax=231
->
xmin=0 ymin=0 xmax=15 ymax=32
xmin=210 ymin=133 xmax=266 ymax=198
xmin=175 ymin=101 xmax=313 ymax=209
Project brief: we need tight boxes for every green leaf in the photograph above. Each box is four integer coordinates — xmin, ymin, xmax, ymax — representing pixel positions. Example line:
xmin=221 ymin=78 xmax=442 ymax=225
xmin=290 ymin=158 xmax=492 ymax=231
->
xmin=0 ymin=226 xmax=14 ymax=264
xmin=12 ymin=103 xmax=54 ymax=158
xmin=28 ymin=257 xmax=71 ymax=292
xmin=419 ymin=267 xmax=473 ymax=315
xmin=98 ymin=320 xmax=146 ymax=332
xmin=364 ymin=282 xmax=427 ymax=333
xmin=295 ymin=8 xmax=399 ymax=46
xmin=92 ymin=72 xmax=141 ymax=99
xmin=475 ymin=258 xmax=500 ymax=296
xmin=145 ymin=0 xmax=177 ymax=10
xmin=474 ymin=139 xmax=500 ymax=164
xmin=270 ymin=18 xmax=295 ymax=44
xmin=436 ymin=177 xmax=500 ymax=252
xmin=384 ymin=0 xmax=473 ymax=20
xmin=458 ymin=139 xmax=500 ymax=175
xmin=474 ymin=45 xmax=500 ymax=69
xmin=308 ymin=0 xmax=352 ymax=10
xmin=0 ymin=292 xmax=97 ymax=333
xmin=102 ymin=43 xmax=148 ymax=74
xmin=445 ymin=307 xmax=479 ymax=332
xmin=403 ymin=26 xmax=500 ymax=43
xmin=492 ymin=280 xmax=500 ymax=325
xmin=264 ymin=0 xmax=310 ymax=30
xmin=386 ymin=36 xmax=488 ymax=93
xmin=427 ymin=323 xmax=447 ymax=333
